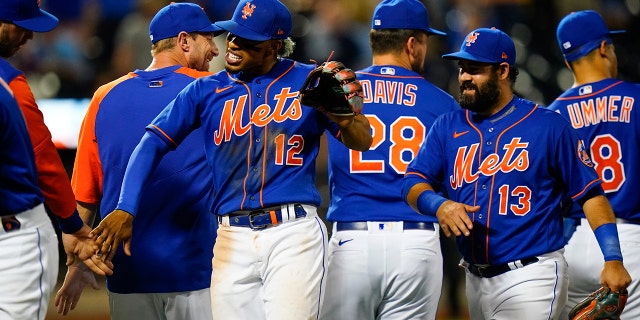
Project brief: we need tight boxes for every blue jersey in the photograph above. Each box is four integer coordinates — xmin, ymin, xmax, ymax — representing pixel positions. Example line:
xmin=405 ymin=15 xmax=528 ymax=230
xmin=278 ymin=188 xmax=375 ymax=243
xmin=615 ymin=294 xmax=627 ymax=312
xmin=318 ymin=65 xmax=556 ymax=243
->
xmin=326 ymin=65 xmax=459 ymax=222
xmin=404 ymin=97 xmax=602 ymax=265
xmin=73 ymin=66 xmax=215 ymax=293
xmin=547 ymin=79 xmax=640 ymax=221
xmin=0 ymin=81 xmax=43 ymax=216
xmin=139 ymin=59 xmax=340 ymax=215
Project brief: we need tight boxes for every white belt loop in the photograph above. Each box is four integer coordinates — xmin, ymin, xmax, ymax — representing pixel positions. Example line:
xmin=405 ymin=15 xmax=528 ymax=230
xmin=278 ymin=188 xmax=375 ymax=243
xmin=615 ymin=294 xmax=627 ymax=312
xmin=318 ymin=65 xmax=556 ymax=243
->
xmin=281 ymin=204 xmax=291 ymax=223
xmin=220 ymin=215 xmax=230 ymax=227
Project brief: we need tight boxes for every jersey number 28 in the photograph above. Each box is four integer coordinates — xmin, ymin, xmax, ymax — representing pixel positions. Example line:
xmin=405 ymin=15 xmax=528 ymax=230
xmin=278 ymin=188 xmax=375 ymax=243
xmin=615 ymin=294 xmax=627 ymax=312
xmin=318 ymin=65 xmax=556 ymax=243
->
xmin=349 ymin=115 xmax=426 ymax=174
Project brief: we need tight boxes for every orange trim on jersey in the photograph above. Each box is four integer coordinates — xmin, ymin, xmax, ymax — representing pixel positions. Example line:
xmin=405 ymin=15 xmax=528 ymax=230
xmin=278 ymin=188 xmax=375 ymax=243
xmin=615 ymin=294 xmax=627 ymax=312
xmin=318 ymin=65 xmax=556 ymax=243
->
xmin=464 ymin=110 xmax=485 ymax=263
xmin=485 ymin=104 xmax=537 ymax=263
xmin=147 ymin=125 xmax=179 ymax=147
xmin=227 ymin=77 xmax=252 ymax=210
xmin=73 ymin=74 xmax=135 ymax=205
xmin=270 ymin=210 xmax=277 ymax=224
xmin=258 ymin=62 xmax=297 ymax=207
xmin=405 ymin=171 xmax=427 ymax=180
xmin=571 ymin=178 xmax=602 ymax=200
xmin=174 ymin=67 xmax=213 ymax=78
xmin=554 ymin=81 xmax=622 ymax=100
xmin=464 ymin=104 xmax=538 ymax=263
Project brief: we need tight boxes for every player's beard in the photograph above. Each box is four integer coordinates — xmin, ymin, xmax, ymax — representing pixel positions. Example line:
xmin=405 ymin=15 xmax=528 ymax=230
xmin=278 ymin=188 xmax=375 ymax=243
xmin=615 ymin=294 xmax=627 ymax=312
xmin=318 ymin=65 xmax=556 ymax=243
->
xmin=458 ymin=72 xmax=500 ymax=114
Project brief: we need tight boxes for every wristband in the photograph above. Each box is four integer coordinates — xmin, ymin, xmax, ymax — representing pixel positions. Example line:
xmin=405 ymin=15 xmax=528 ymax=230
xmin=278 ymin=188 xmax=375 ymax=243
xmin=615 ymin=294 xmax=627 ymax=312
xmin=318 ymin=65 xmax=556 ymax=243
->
xmin=416 ymin=190 xmax=447 ymax=216
xmin=57 ymin=210 xmax=84 ymax=234
xmin=593 ymin=223 xmax=623 ymax=262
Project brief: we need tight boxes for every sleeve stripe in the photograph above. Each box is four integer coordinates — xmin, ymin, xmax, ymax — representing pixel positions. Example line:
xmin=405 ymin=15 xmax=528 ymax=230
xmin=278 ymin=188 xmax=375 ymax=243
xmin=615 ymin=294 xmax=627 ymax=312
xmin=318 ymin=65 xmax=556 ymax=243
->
xmin=148 ymin=125 xmax=178 ymax=148
xmin=571 ymin=178 xmax=601 ymax=200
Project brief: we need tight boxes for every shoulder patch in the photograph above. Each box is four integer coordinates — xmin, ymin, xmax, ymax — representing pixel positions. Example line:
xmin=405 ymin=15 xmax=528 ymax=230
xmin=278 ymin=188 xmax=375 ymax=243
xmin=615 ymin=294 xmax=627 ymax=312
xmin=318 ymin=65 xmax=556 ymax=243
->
xmin=577 ymin=139 xmax=594 ymax=167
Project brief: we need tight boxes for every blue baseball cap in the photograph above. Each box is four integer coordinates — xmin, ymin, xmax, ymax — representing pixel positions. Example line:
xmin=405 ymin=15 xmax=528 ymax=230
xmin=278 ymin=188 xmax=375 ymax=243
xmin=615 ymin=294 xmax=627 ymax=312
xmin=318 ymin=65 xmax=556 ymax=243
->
xmin=442 ymin=27 xmax=515 ymax=65
xmin=556 ymin=10 xmax=625 ymax=62
xmin=215 ymin=0 xmax=292 ymax=41
xmin=372 ymin=0 xmax=446 ymax=36
xmin=0 ymin=0 xmax=58 ymax=32
xmin=149 ymin=2 xmax=223 ymax=45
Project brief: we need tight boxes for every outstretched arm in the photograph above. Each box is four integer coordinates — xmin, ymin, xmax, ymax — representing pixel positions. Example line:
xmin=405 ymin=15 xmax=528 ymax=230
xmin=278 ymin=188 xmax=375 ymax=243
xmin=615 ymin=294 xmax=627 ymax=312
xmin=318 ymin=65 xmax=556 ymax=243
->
xmin=92 ymin=132 xmax=171 ymax=261
xmin=582 ymin=195 xmax=632 ymax=293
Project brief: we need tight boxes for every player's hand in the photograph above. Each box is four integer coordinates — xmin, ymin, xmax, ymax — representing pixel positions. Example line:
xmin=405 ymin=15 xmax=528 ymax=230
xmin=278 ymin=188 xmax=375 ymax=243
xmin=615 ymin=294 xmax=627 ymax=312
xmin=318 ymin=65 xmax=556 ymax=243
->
xmin=54 ymin=260 xmax=100 ymax=315
xmin=436 ymin=200 xmax=479 ymax=237
xmin=601 ymin=260 xmax=632 ymax=293
xmin=91 ymin=209 xmax=134 ymax=261
xmin=61 ymin=224 xmax=98 ymax=266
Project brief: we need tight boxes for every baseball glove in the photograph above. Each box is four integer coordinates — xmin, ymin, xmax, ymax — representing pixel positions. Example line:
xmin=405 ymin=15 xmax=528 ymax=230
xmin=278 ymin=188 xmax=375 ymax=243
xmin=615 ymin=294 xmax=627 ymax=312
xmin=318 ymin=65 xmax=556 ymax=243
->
xmin=568 ymin=287 xmax=628 ymax=320
xmin=298 ymin=61 xmax=363 ymax=116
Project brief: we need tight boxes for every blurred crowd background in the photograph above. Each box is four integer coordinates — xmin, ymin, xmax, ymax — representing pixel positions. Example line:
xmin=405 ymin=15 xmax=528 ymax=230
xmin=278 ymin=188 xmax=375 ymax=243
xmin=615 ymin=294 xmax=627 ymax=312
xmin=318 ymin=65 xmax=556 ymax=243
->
xmin=11 ymin=0 xmax=640 ymax=105
xmin=15 ymin=0 xmax=637 ymax=319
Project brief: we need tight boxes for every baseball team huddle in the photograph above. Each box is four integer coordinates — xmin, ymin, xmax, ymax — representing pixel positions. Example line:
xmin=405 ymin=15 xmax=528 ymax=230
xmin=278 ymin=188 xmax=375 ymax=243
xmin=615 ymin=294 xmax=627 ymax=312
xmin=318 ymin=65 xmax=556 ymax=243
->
xmin=0 ymin=0 xmax=638 ymax=319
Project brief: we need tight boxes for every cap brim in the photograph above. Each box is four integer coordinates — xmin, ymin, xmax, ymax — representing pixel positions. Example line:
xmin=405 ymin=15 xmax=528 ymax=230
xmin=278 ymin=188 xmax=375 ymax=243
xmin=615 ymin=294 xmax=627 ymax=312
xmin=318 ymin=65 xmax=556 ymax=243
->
xmin=13 ymin=9 xmax=58 ymax=32
xmin=215 ymin=20 xmax=270 ymax=41
xmin=427 ymin=28 xmax=446 ymax=36
xmin=199 ymin=24 xmax=225 ymax=37
xmin=609 ymin=30 xmax=626 ymax=36
xmin=442 ymin=51 xmax=495 ymax=63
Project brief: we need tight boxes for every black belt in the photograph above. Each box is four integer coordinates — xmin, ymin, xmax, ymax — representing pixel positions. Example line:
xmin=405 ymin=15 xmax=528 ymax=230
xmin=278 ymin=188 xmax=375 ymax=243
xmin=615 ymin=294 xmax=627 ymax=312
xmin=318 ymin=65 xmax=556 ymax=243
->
xmin=336 ymin=221 xmax=434 ymax=231
xmin=466 ymin=257 xmax=539 ymax=278
xmin=222 ymin=204 xmax=306 ymax=229
xmin=1 ymin=215 xmax=20 ymax=232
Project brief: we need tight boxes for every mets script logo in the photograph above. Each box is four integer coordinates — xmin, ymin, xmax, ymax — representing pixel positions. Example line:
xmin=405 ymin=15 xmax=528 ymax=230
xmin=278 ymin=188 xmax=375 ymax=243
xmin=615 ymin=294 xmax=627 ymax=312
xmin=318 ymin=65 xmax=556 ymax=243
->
xmin=214 ymin=87 xmax=301 ymax=145
xmin=241 ymin=2 xmax=256 ymax=19
xmin=465 ymin=32 xmax=479 ymax=47
xmin=450 ymin=138 xmax=530 ymax=189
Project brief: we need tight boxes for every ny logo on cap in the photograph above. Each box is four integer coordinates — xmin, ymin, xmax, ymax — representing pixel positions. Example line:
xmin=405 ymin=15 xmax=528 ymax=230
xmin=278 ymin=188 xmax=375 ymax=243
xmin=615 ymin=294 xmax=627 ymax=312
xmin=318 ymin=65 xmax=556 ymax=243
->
xmin=242 ymin=2 xmax=256 ymax=19
xmin=465 ymin=32 xmax=479 ymax=47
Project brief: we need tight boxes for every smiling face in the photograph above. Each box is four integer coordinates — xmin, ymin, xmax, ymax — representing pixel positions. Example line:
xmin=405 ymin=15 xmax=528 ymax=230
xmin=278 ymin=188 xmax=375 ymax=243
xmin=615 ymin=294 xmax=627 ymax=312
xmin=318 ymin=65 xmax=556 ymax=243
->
xmin=187 ymin=32 xmax=219 ymax=72
xmin=0 ymin=22 xmax=34 ymax=58
xmin=457 ymin=60 xmax=502 ymax=115
xmin=224 ymin=33 xmax=281 ymax=78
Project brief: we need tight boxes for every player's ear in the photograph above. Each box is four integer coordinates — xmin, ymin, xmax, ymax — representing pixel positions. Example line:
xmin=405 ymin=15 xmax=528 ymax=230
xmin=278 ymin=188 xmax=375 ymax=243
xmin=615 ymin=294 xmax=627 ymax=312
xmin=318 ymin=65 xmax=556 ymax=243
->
xmin=267 ymin=40 xmax=282 ymax=56
xmin=177 ymin=32 xmax=190 ymax=50
xmin=498 ymin=62 xmax=510 ymax=80
xmin=598 ymin=40 xmax=610 ymax=57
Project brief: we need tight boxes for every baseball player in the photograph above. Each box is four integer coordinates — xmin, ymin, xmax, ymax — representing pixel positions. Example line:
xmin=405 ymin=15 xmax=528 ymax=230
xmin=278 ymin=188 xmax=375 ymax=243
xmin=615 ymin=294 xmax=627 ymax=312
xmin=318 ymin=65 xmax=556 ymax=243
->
xmin=321 ymin=0 xmax=459 ymax=319
xmin=0 ymin=76 xmax=60 ymax=320
xmin=90 ymin=0 xmax=372 ymax=319
xmin=0 ymin=2 xmax=110 ymax=319
xmin=54 ymin=3 xmax=223 ymax=319
xmin=547 ymin=10 xmax=640 ymax=319
xmin=402 ymin=27 xmax=631 ymax=319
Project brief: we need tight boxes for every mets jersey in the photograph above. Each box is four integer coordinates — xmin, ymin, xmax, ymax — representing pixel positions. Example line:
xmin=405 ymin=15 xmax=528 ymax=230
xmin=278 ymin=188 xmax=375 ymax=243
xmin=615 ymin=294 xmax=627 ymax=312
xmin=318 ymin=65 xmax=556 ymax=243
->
xmin=117 ymin=59 xmax=340 ymax=216
xmin=405 ymin=96 xmax=603 ymax=265
xmin=72 ymin=66 xmax=216 ymax=293
xmin=326 ymin=65 xmax=459 ymax=222
xmin=547 ymin=79 xmax=640 ymax=221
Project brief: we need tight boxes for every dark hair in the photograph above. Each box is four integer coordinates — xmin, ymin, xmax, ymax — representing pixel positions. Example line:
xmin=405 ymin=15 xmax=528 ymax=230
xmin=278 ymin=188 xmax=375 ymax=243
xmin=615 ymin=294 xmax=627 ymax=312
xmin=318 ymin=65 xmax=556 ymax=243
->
xmin=370 ymin=29 xmax=426 ymax=55
xmin=491 ymin=63 xmax=519 ymax=86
